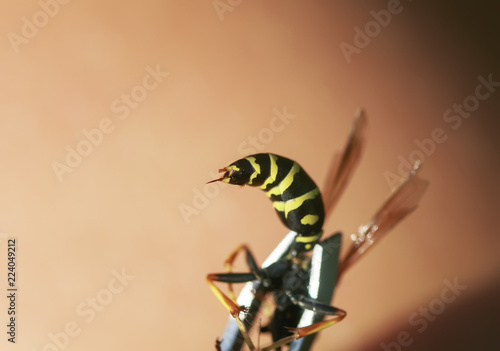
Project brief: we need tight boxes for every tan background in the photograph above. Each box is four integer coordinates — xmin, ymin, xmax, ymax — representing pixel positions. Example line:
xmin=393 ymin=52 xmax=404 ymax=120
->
xmin=0 ymin=1 xmax=499 ymax=350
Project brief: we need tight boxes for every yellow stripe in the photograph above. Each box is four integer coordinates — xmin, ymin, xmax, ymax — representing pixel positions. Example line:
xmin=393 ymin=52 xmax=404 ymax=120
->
xmin=272 ymin=188 xmax=320 ymax=218
xmin=295 ymin=231 xmax=322 ymax=243
xmin=272 ymin=201 xmax=285 ymax=212
xmin=258 ymin=154 xmax=278 ymax=190
xmin=266 ymin=162 xmax=300 ymax=198
xmin=221 ymin=165 xmax=239 ymax=183
xmin=284 ymin=188 xmax=320 ymax=217
xmin=246 ymin=156 xmax=261 ymax=185
xmin=300 ymin=214 xmax=319 ymax=226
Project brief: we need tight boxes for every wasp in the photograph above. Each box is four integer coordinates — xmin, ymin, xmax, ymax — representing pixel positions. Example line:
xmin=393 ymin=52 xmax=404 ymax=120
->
xmin=206 ymin=111 xmax=428 ymax=351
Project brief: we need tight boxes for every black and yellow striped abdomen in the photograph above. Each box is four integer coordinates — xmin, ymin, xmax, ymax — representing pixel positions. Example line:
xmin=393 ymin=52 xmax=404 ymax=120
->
xmin=215 ymin=153 xmax=324 ymax=239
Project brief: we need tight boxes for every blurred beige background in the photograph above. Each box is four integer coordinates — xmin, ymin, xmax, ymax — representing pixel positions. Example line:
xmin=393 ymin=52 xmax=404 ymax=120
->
xmin=0 ymin=1 xmax=499 ymax=350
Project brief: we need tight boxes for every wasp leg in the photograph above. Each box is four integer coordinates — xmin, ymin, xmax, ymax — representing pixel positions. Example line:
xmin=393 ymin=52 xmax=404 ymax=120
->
xmin=215 ymin=337 xmax=222 ymax=351
xmin=261 ymin=294 xmax=346 ymax=351
xmin=207 ymin=272 xmax=259 ymax=351
xmin=224 ymin=244 xmax=260 ymax=301
xmin=219 ymin=234 xmax=295 ymax=351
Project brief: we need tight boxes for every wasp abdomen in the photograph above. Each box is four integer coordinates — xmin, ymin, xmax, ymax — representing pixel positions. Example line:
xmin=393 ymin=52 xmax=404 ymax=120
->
xmin=220 ymin=153 xmax=324 ymax=238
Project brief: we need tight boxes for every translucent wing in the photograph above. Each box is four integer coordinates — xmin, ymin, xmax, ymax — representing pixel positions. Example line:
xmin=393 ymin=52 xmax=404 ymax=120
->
xmin=323 ymin=109 xmax=366 ymax=218
xmin=339 ymin=161 xmax=429 ymax=276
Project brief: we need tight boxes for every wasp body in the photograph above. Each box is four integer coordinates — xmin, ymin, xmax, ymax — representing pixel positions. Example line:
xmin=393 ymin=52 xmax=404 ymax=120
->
xmin=210 ymin=153 xmax=324 ymax=252
xmin=207 ymin=111 xmax=428 ymax=351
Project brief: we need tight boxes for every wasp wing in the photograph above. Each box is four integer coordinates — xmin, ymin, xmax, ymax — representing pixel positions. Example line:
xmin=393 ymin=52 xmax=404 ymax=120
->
xmin=323 ymin=109 xmax=366 ymax=218
xmin=339 ymin=161 xmax=429 ymax=275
